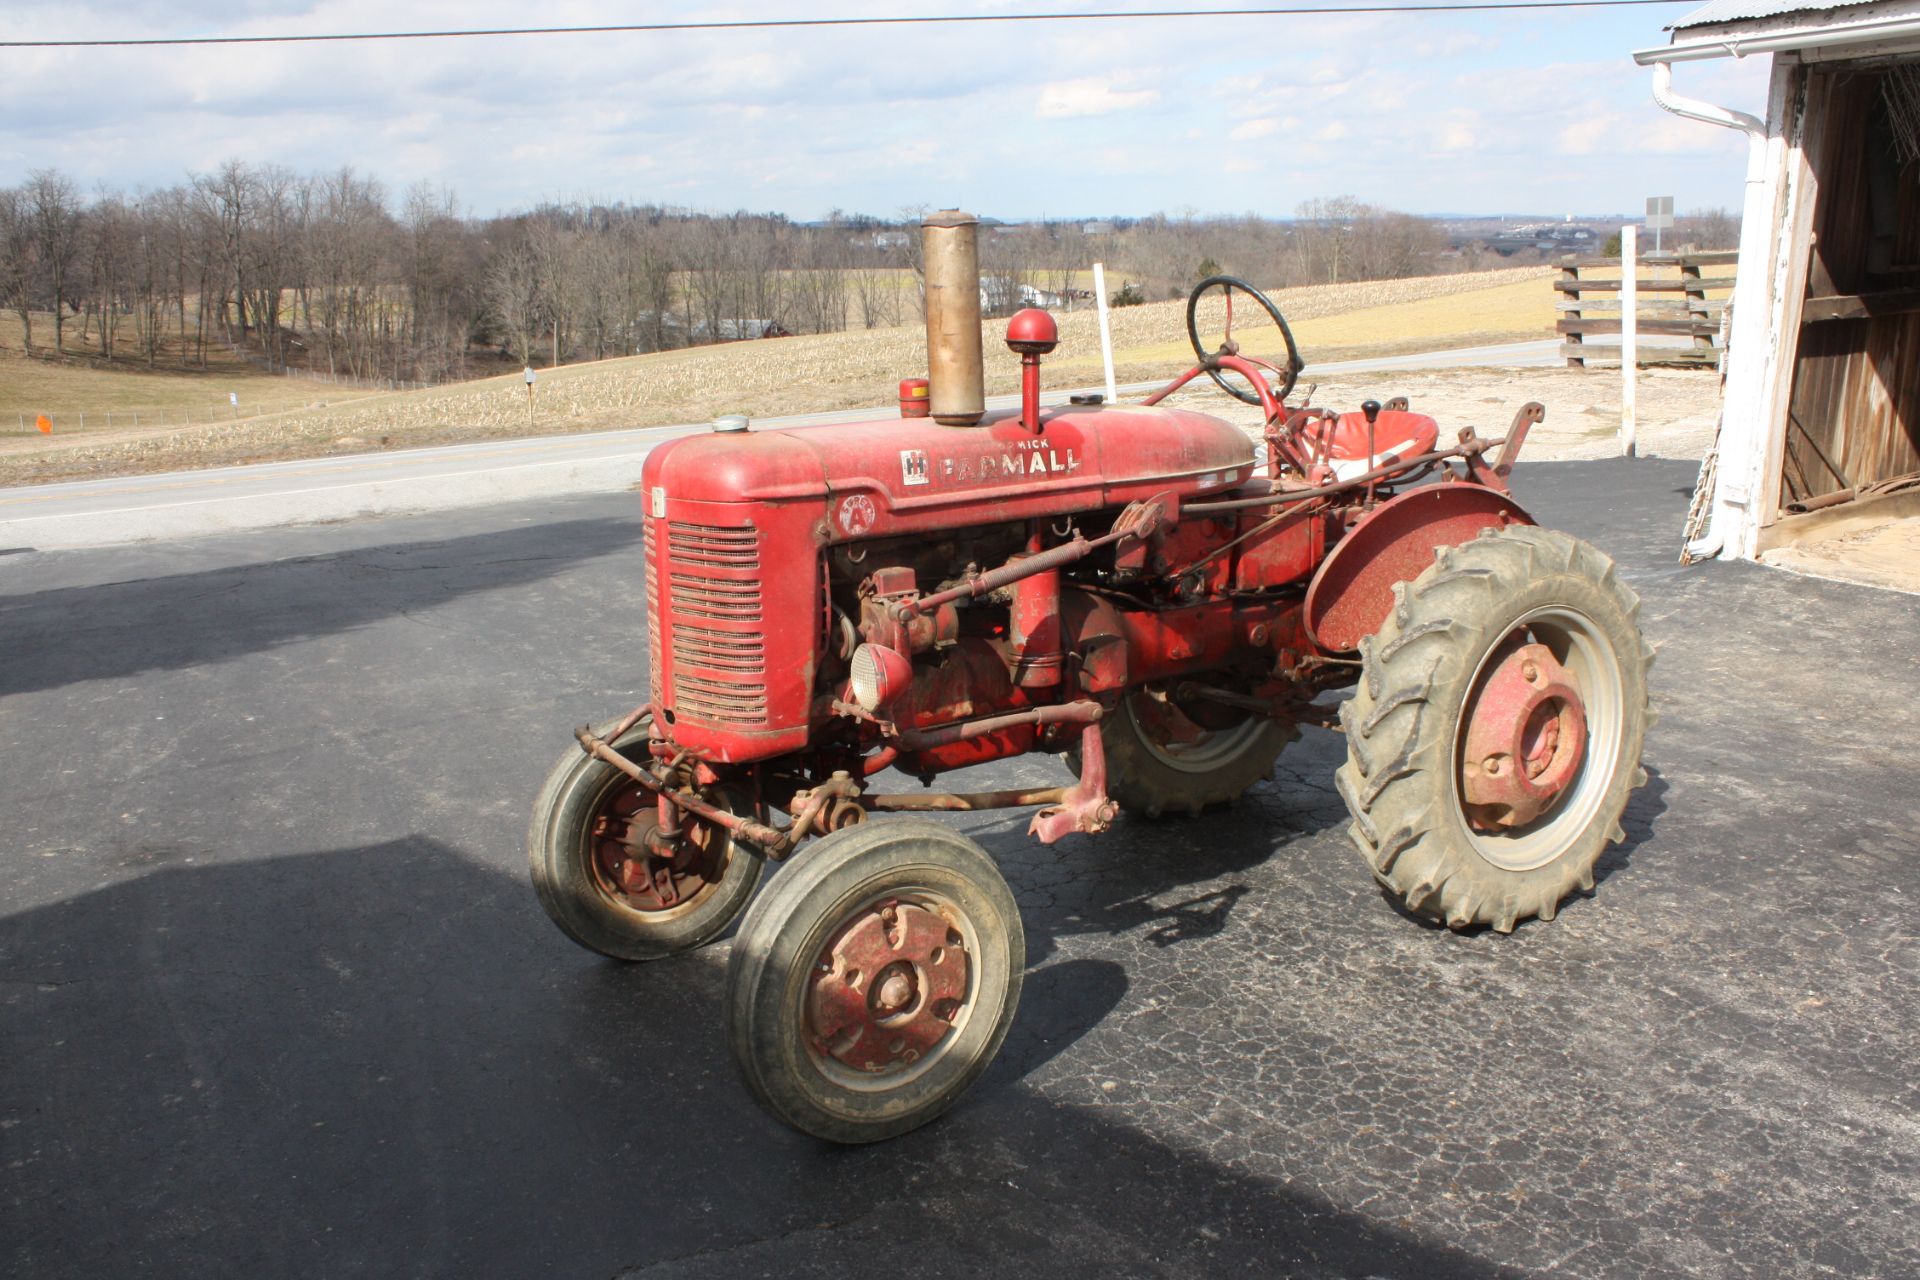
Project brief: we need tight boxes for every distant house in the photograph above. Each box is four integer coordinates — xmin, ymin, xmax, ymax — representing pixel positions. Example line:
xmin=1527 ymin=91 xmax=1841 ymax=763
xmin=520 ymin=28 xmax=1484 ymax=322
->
xmin=1632 ymin=0 xmax=1920 ymax=562
xmin=658 ymin=316 xmax=793 ymax=343
xmin=979 ymin=278 xmax=1068 ymax=314
xmin=1081 ymin=220 xmax=1116 ymax=236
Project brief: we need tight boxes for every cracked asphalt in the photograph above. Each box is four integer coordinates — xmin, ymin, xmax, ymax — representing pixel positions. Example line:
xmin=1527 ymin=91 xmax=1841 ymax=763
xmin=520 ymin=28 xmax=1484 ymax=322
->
xmin=2 ymin=458 xmax=1915 ymax=1278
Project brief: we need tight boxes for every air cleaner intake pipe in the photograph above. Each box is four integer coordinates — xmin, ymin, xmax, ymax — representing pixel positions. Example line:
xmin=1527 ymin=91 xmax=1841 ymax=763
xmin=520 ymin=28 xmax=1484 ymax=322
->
xmin=922 ymin=210 xmax=985 ymax=426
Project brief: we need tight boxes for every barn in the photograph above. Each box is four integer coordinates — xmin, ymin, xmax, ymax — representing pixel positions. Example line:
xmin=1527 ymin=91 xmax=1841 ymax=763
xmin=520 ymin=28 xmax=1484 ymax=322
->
xmin=1633 ymin=1 xmax=1920 ymax=583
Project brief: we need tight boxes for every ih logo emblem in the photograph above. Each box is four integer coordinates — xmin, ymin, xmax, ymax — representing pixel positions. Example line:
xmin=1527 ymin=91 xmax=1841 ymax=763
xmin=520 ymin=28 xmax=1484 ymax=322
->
xmin=900 ymin=449 xmax=930 ymax=487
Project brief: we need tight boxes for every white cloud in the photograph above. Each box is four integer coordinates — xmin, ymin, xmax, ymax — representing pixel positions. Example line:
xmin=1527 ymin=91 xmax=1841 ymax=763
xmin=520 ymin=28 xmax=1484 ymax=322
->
xmin=1557 ymin=113 xmax=1619 ymax=156
xmin=1033 ymin=78 xmax=1161 ymax=120
xmin=1431 ymin=109 xmax=1484 ymax=154
xmin=1558 ymin=106 xmax=1747 ymax=157
xmin=0 ymin=0 xmax=1773 ymax=217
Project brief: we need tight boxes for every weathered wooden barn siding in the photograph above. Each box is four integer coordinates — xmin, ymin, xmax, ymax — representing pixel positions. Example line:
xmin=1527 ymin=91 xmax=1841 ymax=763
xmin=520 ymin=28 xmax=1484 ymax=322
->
xmin=1780 ymin=67 xmax=1920 ymax=503
xmin=1784 ymin=313 xmax=1920 ymax=498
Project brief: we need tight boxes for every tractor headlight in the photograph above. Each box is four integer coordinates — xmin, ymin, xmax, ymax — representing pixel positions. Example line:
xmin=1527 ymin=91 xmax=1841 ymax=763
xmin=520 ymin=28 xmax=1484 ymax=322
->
xmin=849 ymin=643 xmax=912 ymax=712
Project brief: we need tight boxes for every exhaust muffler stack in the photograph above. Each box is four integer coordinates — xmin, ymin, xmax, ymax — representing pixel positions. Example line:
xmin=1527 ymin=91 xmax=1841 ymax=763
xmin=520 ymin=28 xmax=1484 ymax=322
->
xmin=921 ymin=210 xmax=985 ymax=426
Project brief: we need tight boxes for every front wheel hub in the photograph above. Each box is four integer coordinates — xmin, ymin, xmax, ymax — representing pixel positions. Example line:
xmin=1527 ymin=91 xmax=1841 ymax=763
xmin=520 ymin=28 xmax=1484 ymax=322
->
xmin=588 ymin=783 xmax=727 ymax=912
xmin=1461 ymin=641 xmax=1587 ymax=830
xmin=808 ymin=900 xmax=969 ymax=1074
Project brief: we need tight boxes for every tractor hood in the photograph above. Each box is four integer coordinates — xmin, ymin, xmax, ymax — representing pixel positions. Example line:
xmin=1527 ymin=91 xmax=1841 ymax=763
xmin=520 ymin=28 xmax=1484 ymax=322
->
xmin=641 ymin=403 xmax=1256 ymax=542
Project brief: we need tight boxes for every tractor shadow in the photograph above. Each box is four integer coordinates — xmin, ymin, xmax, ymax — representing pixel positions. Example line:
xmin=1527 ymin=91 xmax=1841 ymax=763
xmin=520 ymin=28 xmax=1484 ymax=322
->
xmin=1377 ymin=761 xmax=1672 ymax=934
xmin=932 ymin=770 xmax=1304 ymax=972
xmin=0 ymin=836 xmax=1516 ymax=1279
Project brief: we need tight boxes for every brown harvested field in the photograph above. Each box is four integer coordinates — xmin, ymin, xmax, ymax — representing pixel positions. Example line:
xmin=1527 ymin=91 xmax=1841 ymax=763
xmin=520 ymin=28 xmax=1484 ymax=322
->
xmin=0 ymin=266 xmax=1614 ymax=487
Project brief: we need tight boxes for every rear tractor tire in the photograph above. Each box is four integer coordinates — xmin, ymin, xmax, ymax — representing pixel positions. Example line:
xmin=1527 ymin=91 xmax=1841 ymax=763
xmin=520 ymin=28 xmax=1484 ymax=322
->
xmin=1335 ymin=526 xmax=1652 ymax=932
xmin=528 ymin=721 xmax=766 ymax=961
xmin=727 ymin=820 xmax=1024 ymax=1144
xmin=1099 ymin=687 xmax=1297 ymax=819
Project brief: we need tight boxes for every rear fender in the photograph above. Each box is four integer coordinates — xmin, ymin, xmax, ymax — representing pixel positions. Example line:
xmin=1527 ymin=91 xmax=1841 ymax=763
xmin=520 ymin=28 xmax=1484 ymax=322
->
xmin=1304 ymin=484 xmax=1534 ymax=654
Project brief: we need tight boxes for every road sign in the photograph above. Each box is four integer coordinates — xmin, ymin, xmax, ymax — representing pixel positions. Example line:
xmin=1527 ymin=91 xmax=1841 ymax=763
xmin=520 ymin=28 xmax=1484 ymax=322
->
xmin=524 ymin=366 xmax=536 ymax=386
xmin=1645 ymin=196 xmax=1674 ymax=254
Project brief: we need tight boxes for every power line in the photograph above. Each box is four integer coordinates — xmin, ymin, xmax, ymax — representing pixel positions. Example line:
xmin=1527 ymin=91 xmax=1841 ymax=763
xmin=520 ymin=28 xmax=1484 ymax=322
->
xmin=2 ymin=2 xmax=1697 ymax=50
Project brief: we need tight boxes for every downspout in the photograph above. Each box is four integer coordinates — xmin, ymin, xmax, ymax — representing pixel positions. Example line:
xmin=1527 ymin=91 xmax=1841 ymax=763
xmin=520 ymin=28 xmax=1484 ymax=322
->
xmin=1646 ymin=61 xmax=1772 ymax=560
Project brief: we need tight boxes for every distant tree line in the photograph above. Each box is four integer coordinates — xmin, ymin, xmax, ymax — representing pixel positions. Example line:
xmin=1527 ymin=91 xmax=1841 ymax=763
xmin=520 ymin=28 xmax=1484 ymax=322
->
xmin=0 ymin=160 xmax=1553 ymax=383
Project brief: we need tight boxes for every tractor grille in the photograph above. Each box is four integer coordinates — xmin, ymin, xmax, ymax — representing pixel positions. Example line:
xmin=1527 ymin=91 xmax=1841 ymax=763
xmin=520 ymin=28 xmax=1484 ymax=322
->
xmin=644 ymin=520 xmax=663 ymax=693
xmin=666 ymin=522 xmax=759 ymax=569
xmin=668 ymin=573 xmax=762 ymax=621
xmin=661 ymin=520 xmax=767 ymax=726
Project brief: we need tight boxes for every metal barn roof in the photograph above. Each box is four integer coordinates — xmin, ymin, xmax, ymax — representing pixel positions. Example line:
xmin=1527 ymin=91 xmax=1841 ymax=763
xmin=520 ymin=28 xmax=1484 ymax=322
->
xmin=1672 ymin=0 xmax=1884 ymax=29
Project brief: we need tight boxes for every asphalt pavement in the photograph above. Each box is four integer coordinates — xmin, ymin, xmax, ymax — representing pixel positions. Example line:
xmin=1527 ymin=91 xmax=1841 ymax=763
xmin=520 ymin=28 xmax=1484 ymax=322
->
xmin=2 ymin=458 xmax=1914 ymax=1278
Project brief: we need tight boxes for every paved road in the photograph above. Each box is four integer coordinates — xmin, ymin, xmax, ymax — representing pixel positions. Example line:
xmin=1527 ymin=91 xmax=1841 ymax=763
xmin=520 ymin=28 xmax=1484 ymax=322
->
xmin=0 ymin=339 xmax=1648 ymax=552
xmin=1 ymin=459 xmax=1913 ymax=1278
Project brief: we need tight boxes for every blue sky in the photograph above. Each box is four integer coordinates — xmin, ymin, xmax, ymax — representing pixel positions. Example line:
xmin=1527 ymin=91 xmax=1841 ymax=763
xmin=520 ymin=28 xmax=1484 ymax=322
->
xmin=0 ymin=1 xmax=1772 ymax=219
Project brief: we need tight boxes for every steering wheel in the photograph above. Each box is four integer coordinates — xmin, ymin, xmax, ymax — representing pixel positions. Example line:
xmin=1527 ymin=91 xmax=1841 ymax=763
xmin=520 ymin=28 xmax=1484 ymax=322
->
xmin=1185 ymin=275 xmax=1302 ymax=407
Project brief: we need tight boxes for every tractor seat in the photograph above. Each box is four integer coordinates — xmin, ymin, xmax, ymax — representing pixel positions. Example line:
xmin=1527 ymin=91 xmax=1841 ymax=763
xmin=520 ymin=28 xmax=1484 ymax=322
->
xmin=1320 ymin=409 xmax=1440 ymax=480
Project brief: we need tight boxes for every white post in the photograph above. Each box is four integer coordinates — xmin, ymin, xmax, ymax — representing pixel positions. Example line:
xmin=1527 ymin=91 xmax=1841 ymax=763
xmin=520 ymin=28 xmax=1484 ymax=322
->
xmin=1620 ymin=224 xmax=1638 ymax=459
xmin=1092 ymin=262 xmax=1117 ymax=404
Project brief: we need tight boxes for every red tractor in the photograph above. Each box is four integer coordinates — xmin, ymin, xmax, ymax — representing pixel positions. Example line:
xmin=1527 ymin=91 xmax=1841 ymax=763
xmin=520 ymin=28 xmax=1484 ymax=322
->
xmin=528 ymin=211 xmax=1652 ymax=1144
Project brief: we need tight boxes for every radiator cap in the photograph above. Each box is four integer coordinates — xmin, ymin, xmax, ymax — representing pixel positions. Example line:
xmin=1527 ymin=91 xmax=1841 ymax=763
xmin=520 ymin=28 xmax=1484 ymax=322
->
xmin=712 ymin=414 xmax=750 ymax=433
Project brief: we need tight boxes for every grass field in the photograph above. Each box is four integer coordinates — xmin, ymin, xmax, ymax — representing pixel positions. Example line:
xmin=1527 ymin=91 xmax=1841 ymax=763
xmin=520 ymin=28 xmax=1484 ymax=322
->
xmin=0 ymin=266 xmax=1560 ymax=487
xmin=0 ymin=313 xmax=379 ymax=436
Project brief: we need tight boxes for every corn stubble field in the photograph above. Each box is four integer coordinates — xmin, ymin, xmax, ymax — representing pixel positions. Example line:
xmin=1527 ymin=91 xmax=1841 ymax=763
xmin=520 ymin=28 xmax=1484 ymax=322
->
xmin=0 ymin=265 xmax=1667 ymax=487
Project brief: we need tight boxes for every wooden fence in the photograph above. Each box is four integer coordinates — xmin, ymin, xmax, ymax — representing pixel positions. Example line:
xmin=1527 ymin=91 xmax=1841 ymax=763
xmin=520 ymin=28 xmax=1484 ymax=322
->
xmin=1557 ymin=249 xmax=1738 ymax=368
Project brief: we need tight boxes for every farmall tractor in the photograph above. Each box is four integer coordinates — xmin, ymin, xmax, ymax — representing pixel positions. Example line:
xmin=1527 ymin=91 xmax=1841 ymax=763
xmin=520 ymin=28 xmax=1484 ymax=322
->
xmin=529 ymin=211 xmax=1651 ymax=1143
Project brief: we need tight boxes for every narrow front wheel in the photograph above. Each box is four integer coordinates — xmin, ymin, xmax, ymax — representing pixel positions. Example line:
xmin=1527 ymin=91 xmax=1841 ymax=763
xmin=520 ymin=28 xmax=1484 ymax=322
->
xmin=726 ymin=820 xmax=1024 ymax=1144
xmin=528 ymin=722 xmax=765 ymax=961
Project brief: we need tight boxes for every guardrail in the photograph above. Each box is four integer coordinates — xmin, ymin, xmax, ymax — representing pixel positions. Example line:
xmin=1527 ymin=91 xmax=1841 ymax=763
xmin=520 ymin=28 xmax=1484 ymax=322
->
xmin=1557 ymin=249 xmax=1736 ymax=369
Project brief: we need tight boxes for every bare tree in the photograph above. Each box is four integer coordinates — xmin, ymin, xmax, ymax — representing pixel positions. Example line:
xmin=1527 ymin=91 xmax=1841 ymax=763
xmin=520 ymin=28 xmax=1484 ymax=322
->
xmin=0 ymin=186 xmax=40 ymax=354
xmin=309 ymin=167 xmax=392 ymax=378
xmin=1351 ymin=209 xmax=1446 ymax=281
xmin=85 ymin=191 xmax=136 ymax=358
xmin=1293 ymin=196 xmax=1365 ymax=284
xmin=1676 ymin=207 xmax=1739 ymax=251
xmin=192 ymin=160 xmax=252 ymax=346
xmin=243 ymin=164 xmax=301 ymax=370
xmin=403 ymin=182 xmax=482 ymax=381
xmin=26 ymin=169 xmax=82 ymax=354
xmin=484 ymin=227 xmax=541 ymax=366
xmin=128 ymin=190 xmax=172 ymax=366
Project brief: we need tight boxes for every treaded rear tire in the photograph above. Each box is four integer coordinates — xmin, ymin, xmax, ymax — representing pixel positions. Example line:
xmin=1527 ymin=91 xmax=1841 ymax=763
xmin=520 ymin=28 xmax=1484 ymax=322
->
xmin=1334 ymin=526 xmax=1652 ymax=932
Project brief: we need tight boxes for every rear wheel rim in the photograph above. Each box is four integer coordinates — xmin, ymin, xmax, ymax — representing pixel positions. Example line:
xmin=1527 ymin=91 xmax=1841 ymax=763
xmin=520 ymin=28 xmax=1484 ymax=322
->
xmin=1452 ymin=606 xmax=1625 ymax=872
xmin=1126 ymin=690 xmax=1271 ymax=774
